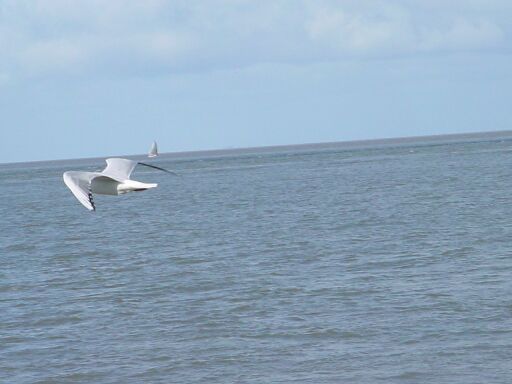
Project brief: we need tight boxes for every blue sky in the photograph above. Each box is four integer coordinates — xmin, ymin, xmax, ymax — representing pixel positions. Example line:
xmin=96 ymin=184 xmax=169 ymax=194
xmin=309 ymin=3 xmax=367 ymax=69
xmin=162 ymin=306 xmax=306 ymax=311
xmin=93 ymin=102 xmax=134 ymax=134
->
xmin=1 ymin=0 xmax=512 ymax=163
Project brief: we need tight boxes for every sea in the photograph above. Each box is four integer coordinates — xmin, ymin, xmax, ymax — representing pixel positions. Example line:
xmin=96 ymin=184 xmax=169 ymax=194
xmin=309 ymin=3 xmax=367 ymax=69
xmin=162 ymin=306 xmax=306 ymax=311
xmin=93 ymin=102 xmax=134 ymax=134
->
xmin=2 ymin=131 xmax=512 ymax=383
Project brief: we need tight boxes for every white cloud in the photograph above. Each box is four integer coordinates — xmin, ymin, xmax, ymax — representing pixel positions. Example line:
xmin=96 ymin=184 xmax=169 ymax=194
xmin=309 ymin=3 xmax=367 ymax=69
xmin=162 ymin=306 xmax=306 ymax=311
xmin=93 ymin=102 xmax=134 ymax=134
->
xmin=20 ymin=39 xmax=88 ymax=74
xmin=0 ymin=72 xmax=10 ymax=86
xmin=418 ymin=18 xmax=504 ymax=51
xmin=305 ymin=4 xmax=412 ymax=53
xmin=305 ymin=1 xmax=505 ymax=55
xmin=0 ymin=0 xmax=509 ymax=79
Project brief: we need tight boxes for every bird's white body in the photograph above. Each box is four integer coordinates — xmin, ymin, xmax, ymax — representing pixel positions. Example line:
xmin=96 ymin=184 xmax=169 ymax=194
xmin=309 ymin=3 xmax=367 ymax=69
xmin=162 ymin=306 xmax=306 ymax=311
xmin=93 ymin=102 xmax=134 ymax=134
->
xmin=63 ymin=158 xmax=157 ymax=211
xmin=92 ymin=176 xmax=156 ymax=195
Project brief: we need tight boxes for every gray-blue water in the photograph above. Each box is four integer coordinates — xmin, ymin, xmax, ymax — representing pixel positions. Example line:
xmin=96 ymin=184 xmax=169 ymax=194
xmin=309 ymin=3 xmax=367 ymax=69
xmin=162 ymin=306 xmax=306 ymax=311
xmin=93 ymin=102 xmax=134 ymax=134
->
xmin=2 ymin=134 xmax=512 ymax=383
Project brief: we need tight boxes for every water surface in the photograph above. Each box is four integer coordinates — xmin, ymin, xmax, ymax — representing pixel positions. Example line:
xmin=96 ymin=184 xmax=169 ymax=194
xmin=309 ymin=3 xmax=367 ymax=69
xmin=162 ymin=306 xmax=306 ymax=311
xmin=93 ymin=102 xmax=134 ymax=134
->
xmin=2 ymin=133 xmax=512 ymax=383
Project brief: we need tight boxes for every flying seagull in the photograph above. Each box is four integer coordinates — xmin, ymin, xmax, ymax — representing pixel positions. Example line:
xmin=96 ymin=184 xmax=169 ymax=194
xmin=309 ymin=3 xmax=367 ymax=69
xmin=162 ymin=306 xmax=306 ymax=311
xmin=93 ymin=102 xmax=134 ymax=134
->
xmin=63 ymin=158 xmax=175 ymax=211
xmin=148 ymin=141 xmax=158 ymax=157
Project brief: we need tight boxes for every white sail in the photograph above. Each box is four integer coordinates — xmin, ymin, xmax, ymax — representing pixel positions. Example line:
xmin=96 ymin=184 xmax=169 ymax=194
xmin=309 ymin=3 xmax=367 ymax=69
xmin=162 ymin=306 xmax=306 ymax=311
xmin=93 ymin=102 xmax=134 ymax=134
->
xmin=148 ymin=141 xmax=158 ymax=157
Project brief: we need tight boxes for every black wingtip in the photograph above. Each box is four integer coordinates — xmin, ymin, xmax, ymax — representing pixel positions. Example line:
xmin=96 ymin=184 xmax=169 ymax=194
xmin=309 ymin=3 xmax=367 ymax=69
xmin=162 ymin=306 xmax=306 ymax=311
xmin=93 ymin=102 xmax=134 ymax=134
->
xmin=138 ymin=162 xmax=179 ymax=176
xmin=88 ymin=188 xmax=96 ymax=211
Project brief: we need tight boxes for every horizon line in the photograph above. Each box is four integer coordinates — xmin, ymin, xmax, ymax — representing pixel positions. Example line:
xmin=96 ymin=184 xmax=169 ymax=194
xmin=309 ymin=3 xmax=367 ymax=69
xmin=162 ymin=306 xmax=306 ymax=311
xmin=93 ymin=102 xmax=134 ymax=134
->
xmin=3 ymin=129 xmax=512 ymax=166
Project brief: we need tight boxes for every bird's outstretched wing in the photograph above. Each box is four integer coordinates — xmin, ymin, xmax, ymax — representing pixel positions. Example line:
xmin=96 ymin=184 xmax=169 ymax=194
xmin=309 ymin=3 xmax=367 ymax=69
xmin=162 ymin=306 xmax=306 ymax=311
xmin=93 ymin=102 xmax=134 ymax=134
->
xmin=138 ymin=162 xmax=178 ymax=176
xmin=102 ymin=158 xmax=138 ymax=181
xmin=63 ymin=171 xmax=96 ymax=211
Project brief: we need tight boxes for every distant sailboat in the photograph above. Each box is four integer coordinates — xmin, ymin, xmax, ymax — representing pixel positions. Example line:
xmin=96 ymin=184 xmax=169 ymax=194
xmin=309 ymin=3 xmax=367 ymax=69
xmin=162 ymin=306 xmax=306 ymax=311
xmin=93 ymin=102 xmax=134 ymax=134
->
xmin=148 ymin=141 xmax=158 ymax=157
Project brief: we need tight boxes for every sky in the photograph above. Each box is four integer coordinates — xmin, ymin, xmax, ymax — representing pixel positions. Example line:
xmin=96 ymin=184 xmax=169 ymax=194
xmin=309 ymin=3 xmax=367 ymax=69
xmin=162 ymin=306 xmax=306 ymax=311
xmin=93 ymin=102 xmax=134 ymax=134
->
xmin=1 ymin=0 xmax=512 ymax=163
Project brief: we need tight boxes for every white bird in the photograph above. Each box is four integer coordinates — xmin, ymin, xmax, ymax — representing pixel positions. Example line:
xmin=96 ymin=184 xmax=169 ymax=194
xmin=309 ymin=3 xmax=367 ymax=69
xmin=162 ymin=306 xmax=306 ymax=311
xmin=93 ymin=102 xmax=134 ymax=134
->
xmin=148 ymin=141 xmax=158 ymax=157
xmin=63 ymin=158 xmax=175 ymax=211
